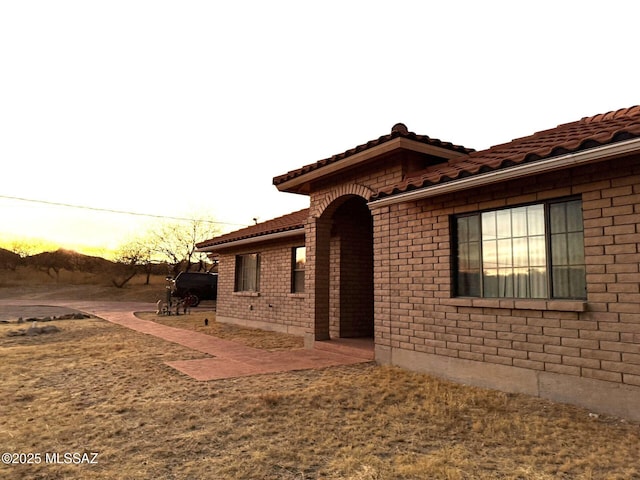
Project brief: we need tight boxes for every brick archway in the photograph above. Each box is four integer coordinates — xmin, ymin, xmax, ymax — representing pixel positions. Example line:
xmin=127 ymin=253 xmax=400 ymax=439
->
xmin=311 ymin=193 xmax=374 ymax=341
xmin=312 ymin=184 xmax=376 ymax=218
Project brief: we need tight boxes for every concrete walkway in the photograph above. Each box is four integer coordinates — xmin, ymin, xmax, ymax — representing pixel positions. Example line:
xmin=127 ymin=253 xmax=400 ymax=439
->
xmin=0 ymin=300 xmax=373 ymax=380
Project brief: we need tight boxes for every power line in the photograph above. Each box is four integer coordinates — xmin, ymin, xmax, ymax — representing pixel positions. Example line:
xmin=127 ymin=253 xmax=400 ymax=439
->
xmin=0 ymin=194 xmax=249 ymax=227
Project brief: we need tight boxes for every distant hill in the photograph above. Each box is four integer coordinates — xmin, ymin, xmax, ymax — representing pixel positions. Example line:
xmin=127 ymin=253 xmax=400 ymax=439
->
xmin=0 ymin=247 xmax=204 ymax=276
xmin=0 ymin=248 xmax=21 ymax=270
xmin=0 ymin=247 xmax=115 ymax=273
xmin=27 ymin=248 xmax=115 ymax=273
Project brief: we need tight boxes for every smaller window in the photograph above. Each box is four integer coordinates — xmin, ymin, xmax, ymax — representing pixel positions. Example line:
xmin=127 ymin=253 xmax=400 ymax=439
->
xmin=235 ymin=253 xmax=260 ymax=292
xmin=292 ymin=246 xmax=306 ymax=293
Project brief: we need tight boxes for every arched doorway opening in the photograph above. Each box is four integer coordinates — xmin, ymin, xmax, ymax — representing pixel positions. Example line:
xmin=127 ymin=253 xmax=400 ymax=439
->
xmin=315 ymin=195 xmax=374 ymax=340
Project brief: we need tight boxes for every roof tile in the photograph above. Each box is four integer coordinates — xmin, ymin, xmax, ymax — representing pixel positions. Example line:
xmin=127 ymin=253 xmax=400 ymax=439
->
xmin=273 ymin=125 xmax=473 ymax=186
xmin=197 ymin=208 xmax=308 ymax=249
xmin=373 ymin=106 xmax=640 ymax=199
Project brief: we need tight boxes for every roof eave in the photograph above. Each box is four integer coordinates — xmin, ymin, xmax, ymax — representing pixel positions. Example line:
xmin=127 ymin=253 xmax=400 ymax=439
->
xmin=369 ymin=137 xmax=640 ymax=208
xmin=196 ymin=227 xmax=306 ymax=253
xmin=275 ymin=137 xmax=467 ymax=194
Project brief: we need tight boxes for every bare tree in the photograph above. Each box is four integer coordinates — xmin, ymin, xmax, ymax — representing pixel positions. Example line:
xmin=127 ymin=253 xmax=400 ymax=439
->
xmin=111 ymin=240 xmax=149 ymax=288
xmin=148 ymin=215 xmax=219 ymax=275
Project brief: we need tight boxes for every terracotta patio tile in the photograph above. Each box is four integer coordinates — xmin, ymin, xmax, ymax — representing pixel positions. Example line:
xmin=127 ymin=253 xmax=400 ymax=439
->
xmin=0 ymin=300 xmax=372 ymax=381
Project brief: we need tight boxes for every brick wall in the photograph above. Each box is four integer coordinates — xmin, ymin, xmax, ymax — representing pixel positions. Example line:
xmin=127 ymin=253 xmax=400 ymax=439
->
xmin=370 ymin=154 xmax=640 ymax=418
xmin=215 ymin=236 xmax=308 ymax=336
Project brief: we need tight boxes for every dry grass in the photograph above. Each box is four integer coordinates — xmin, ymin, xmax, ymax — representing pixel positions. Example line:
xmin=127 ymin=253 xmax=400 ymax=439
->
xmin=137 ymin=311 xmax=304 ymax=351
xmin=1 ymin=315 xmax=639 ymax=479
xmin=1 ymin=280 xmax=639 ymax=479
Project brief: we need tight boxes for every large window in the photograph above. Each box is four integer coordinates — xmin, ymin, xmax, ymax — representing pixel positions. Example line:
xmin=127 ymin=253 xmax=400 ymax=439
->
xmin=292 ymin=246 xmax=306 ymax=293
xmin=454 ymin=198 xmax=586 ymax=299
xmin=235 ymin=253 xmax=260 ymax=292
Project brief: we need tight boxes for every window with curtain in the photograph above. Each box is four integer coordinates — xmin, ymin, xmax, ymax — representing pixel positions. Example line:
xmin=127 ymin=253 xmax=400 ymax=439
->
xmin=291 ymin=246 xmax=306 ymax=293
xmin=454 ymin=198 xmax=586 ymax=299
xmin=234 ymin=253 xmax=260 ymax=292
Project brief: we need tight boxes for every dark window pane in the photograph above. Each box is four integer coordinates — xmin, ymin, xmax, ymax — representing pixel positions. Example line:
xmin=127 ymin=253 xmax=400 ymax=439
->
xmin=551 ymin=234 xmax=568 ymax=266
xmin=456 ymin=216 xmax=481 ymax=296
xmin=569 ymin=267 xmax=586 ymax=298
xmin=483 ymin=269 xmax=498 ymax=297
xmin=566 ymin=200 xmax=583 ymax=232
xmin=550 ymin=203 xmax=566 ymax=234
xmin=468 ymin=216 xmax=480 ymax=242
xmin=549 ymin=200 xmax=586 ymax=299
xmin=459 ymin=243 xmax=469 ymax=269
xmin=293 ymin=271 xmax=305 ymax=293
xmin=567 ymin=232 xmax=585 ymax=264
xmin=457 ymin=271 xmax=481 ymax=297
xmin=458 ymin=216 xmax=469 ymax=241
xmin=553 ymin=266 xmax=570 ymax=298
xmin=468 ymin=241 xmax=480 ymax=268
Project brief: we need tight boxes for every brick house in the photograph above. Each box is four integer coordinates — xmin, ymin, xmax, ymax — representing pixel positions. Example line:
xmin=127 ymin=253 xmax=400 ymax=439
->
xmin=198 ymin=107 xmax=640 ymax=420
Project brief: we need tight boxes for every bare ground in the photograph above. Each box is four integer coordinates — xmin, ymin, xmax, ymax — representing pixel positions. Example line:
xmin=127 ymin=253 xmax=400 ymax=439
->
xmin=1 ymin=281 xmax=639 ymax=479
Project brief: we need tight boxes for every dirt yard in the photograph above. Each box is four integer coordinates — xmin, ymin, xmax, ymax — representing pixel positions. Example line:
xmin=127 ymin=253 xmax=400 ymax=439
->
xmin=1 ymin=281 xmax=639 ymax=479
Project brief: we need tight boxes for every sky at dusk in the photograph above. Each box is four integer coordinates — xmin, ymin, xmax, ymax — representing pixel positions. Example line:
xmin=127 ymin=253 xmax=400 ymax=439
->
xmin=1 ymin=0 xmax=638 ymax=257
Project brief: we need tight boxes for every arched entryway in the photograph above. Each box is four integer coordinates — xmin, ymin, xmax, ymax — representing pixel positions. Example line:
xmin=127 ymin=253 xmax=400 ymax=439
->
xmin=314 ymin=195 xmax=374 ymax=341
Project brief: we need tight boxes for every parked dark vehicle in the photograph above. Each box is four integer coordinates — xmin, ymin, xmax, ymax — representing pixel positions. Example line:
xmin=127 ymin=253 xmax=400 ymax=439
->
xmin=171 ymin=272 xmax=218 ymax=306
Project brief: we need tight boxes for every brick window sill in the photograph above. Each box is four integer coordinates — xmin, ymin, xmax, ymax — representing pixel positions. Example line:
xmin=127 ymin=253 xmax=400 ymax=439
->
xmin=442 ymin=297 xmax=587 ymax=312
xmin=233 ymin=291 xmax=260 ymax=297
xmin=287 ymin=293 xmax=306 ymax=299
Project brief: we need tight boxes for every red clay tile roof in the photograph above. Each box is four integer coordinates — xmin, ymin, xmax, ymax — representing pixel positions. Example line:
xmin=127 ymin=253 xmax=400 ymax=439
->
xmin=272 ymin=123 xmax=474 ymax=186
xmin=372 ymin=106 xmax=640 ymax=199
xmin=197 ymin=208 xmax=308 ymax=249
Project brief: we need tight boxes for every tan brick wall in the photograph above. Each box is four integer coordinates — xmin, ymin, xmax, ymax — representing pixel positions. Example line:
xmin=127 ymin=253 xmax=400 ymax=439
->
xmin=371 ymin=154 xmax=640 ymax=391
xmin=215 ymin=236 xmax=308 ymax=335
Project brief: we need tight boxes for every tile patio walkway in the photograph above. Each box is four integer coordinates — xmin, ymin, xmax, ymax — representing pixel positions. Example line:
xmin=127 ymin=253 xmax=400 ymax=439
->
xmin=0 ymin=300 xmax=374 ymax=381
